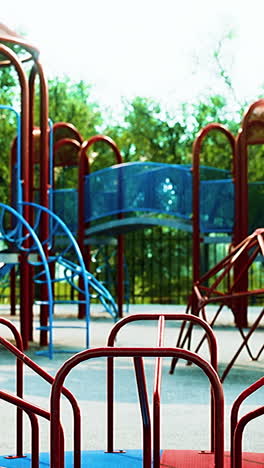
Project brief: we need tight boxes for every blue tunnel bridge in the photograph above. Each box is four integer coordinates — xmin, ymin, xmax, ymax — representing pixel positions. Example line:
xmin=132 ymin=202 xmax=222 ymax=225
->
xmin=53 ymin=162 xmax=238 ymax=240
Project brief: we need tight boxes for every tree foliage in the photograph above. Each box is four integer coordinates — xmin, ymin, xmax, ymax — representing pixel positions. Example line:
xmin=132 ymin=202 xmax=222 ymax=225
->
xmin=43 ymin=77 xmax=103 ymax=138
xmin=105 ymin=96 xmax=189 ymax=164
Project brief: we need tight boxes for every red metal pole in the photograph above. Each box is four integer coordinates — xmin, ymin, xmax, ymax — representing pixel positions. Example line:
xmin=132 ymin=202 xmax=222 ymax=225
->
xmin=232 ymin=406 xmax=264 ymax=468
xmin=78 ymin=135 xmax=124 ymax=317
xmin=53 ymin=137 xmax=83 ymax=316
xmin=78 ymin=143 xmax=90 ymax=319
xmin=0 ymin=45 xmax=30 ymax=350
xmin=0 ymin=392 xmax=40 ymax=467
xmin=10 ymin=141 xmax=18 ymax=316
xmin=233 ymin=131 xmax=248 ymax=326
xmin=230 ymin=376 xmax=264 ymax=462
xmin=0 ymin=318 xmax=24 ymax=457
xmin=233 ymin=99 xmax=264 ymax=327
xmin=27 ymin=66 xmax=37 ymax=342
xmin=0 ymin=332 xmax=81 ymax=467
xmin=153 ymin=315 xmax=165 ymax=468
xmin=192 ymin=123 xmax=235 ymax=313
xmin=134 ymin=357 xmax=152 ymax=468
xmin=29 ymin=61 xmax=50 ymax=346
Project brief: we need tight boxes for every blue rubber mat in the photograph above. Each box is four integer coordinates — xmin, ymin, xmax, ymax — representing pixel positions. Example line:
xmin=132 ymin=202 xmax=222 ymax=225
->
xmin=0 ymin=450 xmax=145 ymax=467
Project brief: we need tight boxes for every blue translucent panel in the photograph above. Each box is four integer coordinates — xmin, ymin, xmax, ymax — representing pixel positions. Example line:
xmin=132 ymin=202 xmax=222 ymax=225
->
xmin=53 ymin=188 xmax=78 ymax=234
xmin=84 ymin=162 xmax=193 ymax=222
xmin=83 ymin=162 xmax=235 ymax=233
xmin=51 ymin=167 xmax=264 ymax=236
xmin=200 ymin=179 xmax=234 ymax=233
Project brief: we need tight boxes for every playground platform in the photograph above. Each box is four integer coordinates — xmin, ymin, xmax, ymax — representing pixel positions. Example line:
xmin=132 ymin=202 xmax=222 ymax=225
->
xmin=0 ymin=303 xmax=262 ymax=464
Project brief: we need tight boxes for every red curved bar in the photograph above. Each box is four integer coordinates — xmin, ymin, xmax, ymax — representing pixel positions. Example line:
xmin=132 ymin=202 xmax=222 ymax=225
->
xmin=107 ymin=313 xmax=218 ymax=368
xmin=234 ymin=99 xmax=264 ymax=326
xmin=0 ymin=335 xmax=81 ymax=468
xmin=106 ymin=312 xmax=218 ymax=455
xmin=78 ymin=135 xmax=124 ymax=318
xmin=192 ymin=123 xmax=235 ymax=287
xmin=230 ymin=376 xmax=264 ymax=461
xmin=133 ymin=357 xmax=152 ymax=467
xmin=0 ymin=390 xmax=40 ymax=467
xmin=0 ymin=389 xmax=66 ymax=468
xmin=53 ymin=121 xmax=83 ymax=144
xmin=50 ymin=346 xmax=224 ymax=468
xmin=0 ymin=44 xmax=31 ymax=350
xmin=232 ymin=405 xmax=264 ymax=468
xmin=80 ymin=135 xmax=123 ymax=164
xmin=53 ymin=138 xmax=81 ymax=167
xmin=52 ymin=136 xmax=84 ymax=320
xmin=0 ymin=318 xmax=24 ymax=456
xmin=29 ymin=61 xmax=50 ymax=347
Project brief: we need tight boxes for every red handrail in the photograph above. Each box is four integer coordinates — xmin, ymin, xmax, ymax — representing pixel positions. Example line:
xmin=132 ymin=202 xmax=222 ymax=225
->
xmin=0 ymin=318 xmax=24 ymax=456
xmin=107 ymin=312 xmax=218 ymax=455
xmin=0 ymin=334 xmax=81 ymax=467
xmin=50 ymin=346 xmax=224 ymax=468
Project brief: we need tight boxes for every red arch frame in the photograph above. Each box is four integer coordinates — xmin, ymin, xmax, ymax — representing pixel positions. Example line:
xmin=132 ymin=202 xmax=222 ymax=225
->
xmin=78 ymin=135 xmax=124 ymax=317
xmin=192 ymin=123 xmax=236 ymax=288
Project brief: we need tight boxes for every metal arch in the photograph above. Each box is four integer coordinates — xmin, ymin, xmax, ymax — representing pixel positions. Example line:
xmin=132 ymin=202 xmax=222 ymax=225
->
xmin=21 ymin=201 xmax=90 ymax=355
xmin=0 ymin=202 xmax=54 ymax=356
xmin=78 ymin=135 xmax=124 ymax=318
xmin=21 ymin=201 xmax=118 ymax=353
xmin=50 ymin=346 xmax=224 ymax=468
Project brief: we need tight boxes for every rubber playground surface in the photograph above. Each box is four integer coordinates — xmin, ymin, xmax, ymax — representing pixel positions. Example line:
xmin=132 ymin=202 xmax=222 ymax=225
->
xmin=0 ymin=304 xmax=262 ymax=464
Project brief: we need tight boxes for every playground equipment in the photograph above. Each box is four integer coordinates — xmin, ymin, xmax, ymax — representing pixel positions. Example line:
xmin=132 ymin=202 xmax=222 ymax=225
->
xmin=23 ymin=201 xmax=117 ymax=355
xmin=0 ymin=202 xmax=53 ymax=353
xmin=168 ymin=102 xmax=264 ymax=379
xmin=0 ymin=23 xmax=50 ymax=350
xmin=0 ymin=203 xmax=84 ymax=358
xmin=0 ymin=104 xmax=22 ymax=313
xmin=77 ymin=152 xmax=235 ymax=318
xmin=0 ymin=27 xmax=119 ymax=352
xmin=51 ymin=132 xmax=127 ymax=318
xmin=0 ymin=201 xmax=115 ymax=358
xmin=0 ymin=313 xmax=262 ymax=467
xmin=77 ymin=134 xmax=125 ymax=318
xmin=0 ymin=21 xmax=263 ymax=468
xmin=0 ymin=22 xmax=264 ymax=365
xmin=5 ymin=116 xmax=118 ymax=356
xmin=170 ymin=228 xmax=264 ymax=381
xmin=76 ymin=107 xmax=264 ymax=324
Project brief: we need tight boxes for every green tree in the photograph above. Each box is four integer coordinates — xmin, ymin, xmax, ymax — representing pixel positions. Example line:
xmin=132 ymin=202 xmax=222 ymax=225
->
xmin=180 ymin=95 xmax=240 ymax=171
xmin=45 ymin=76 xmax=103 ymax=138
xmin=105 ymin=96 xmax=189 ymax=164
xmin=33 ymin=76 xmax=104 ymax=189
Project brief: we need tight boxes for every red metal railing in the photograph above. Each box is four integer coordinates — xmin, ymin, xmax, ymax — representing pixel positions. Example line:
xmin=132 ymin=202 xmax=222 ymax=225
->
xmin=0 ymin=314 xmax=263 ymax=467
xmin=50 ymin=346 xmax=224 ymax=468
xmin=78 ymin=135 xmax=124 ymax=318
xmin=0 ymin=318 xmax=81 ymax=466
xmin=0 ymin=318 xmax=24 ymax=456
xmin=230 ymin=375 xmax=264 ymax=466
xmin=107 ymin=312 xmax=218 ymax=457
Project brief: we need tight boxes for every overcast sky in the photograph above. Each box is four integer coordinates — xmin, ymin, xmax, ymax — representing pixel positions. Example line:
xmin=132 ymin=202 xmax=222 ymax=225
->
xmin=1 ymin=0 xmax=264 ymax=117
